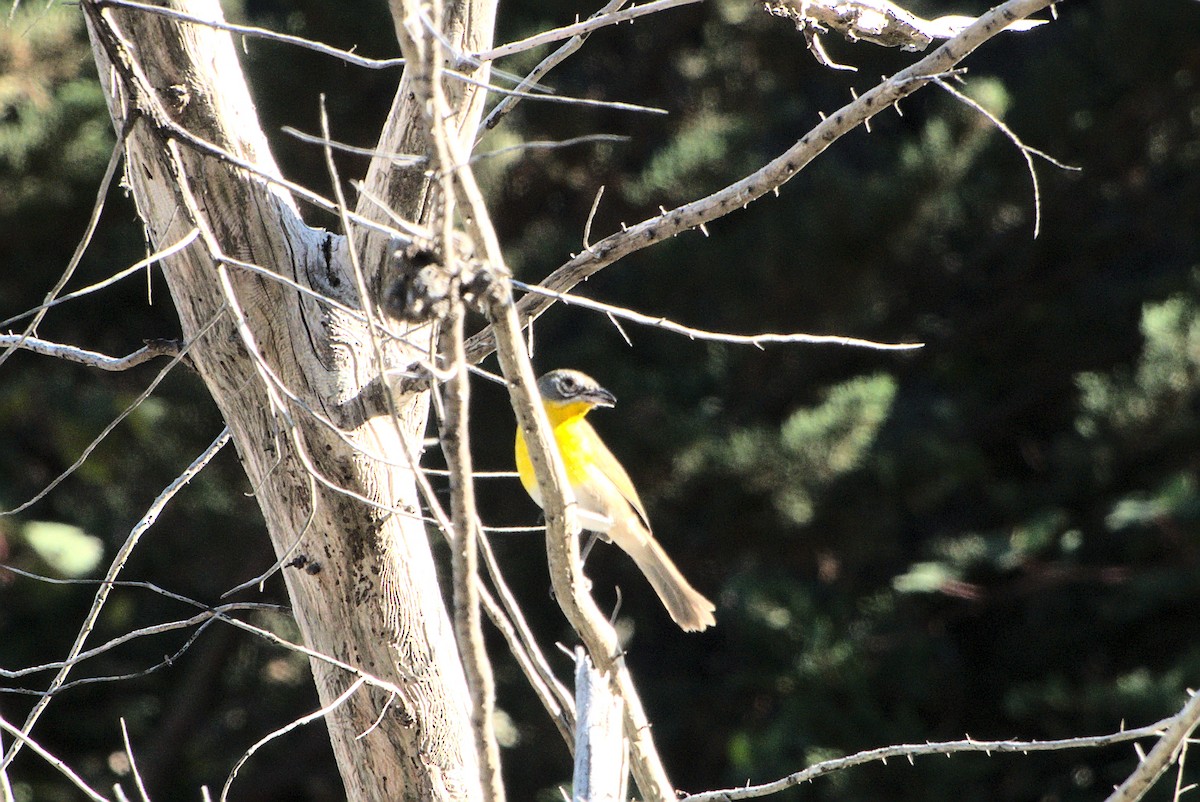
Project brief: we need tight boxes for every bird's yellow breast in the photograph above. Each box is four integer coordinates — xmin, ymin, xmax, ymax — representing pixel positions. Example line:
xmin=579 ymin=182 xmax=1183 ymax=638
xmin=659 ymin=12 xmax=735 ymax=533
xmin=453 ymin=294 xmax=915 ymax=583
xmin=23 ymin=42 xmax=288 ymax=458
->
xmin=514 ymin=401 xmax=598 ymax=502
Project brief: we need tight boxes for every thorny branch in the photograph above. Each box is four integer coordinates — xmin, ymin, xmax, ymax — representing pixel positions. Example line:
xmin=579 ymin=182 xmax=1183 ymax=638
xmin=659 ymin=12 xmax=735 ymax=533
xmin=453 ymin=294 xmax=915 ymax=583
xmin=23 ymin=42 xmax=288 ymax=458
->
xmin=765 ymin=0 xmax=1047 ymax=57
xmin=683 ymin=706 xmax=1194 ymax=801
xmin=1105 ymin=691 xmax=1200 ymax=802
xmin=464 ymin=0 xmax=1063 ymax=366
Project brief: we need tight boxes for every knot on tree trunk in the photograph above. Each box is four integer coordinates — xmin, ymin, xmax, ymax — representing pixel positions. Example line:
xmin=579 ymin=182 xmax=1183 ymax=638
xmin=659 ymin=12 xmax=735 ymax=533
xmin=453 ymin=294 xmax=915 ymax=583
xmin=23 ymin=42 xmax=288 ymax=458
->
xmin=383 ymin=234 xmax=493 ymax=324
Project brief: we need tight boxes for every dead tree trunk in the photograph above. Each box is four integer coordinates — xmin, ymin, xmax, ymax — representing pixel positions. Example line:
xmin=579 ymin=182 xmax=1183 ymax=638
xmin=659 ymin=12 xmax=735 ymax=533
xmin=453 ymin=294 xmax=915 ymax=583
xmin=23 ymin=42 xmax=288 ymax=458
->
xmin=81 ymin=0 xmax=495 ymax=798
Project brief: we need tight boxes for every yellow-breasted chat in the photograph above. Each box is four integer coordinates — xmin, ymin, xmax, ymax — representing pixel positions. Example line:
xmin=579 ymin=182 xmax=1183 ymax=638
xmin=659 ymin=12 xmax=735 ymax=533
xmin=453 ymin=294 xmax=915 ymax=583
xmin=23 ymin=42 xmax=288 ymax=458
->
xmin=514 ymin=369 xmax=716 ymax=632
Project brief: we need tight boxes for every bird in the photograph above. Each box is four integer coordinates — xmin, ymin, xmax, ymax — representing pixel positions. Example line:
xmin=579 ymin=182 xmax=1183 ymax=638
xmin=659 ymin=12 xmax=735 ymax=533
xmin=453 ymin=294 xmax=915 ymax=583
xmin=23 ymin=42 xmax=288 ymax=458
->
xmin=514 ymin=369 xmax=716 ymax=632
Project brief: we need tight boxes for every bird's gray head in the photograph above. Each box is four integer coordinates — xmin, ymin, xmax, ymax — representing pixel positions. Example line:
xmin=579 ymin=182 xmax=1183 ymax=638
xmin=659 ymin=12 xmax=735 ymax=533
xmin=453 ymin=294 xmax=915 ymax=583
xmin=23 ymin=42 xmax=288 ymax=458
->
xmin=536 ymin=369 xmax=616 ymax=408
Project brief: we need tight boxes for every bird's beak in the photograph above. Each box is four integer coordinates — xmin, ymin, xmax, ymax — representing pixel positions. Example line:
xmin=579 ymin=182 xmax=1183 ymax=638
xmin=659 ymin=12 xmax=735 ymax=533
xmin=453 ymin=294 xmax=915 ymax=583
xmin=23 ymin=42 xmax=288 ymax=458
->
xmin=587 ymin=387 xmax=617 ymax=408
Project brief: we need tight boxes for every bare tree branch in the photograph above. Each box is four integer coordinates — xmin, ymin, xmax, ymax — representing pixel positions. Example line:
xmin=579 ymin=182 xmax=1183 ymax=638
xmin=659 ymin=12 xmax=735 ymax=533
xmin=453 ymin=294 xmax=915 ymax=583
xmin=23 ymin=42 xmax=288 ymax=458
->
xmin=765 ymin=0 xmax=1047 ymax=55
xmin=441 ymin=301 xmax=504 ymax=801
xmin=479 ymin=0 xmax=628 ymax=134
xmin=0 ymin=228 xmax=199 ymax=329
xmin=0 ymin=335 xmax=184 ymax=371
xmin=512 ymin=281 xmax=925 ymax=351
xmin=118 ymin=719 xmax=152 ymax=802
xmin=683 ymin=717 xmax=1183 ymax=801
xmin=464 ymin=0 xmax=1061 ymax=366
xmin=0 ymin=134 xmax=125 ymax=371
xmin=477 ymin=533 xmax=576 ymax=745
xmin=1106 ymin=691 xmax=1200 ymax=802
xmin=99 ymin=0 xmax=406 ymax=69
xmin=0 ymin=427 xmax=232 ymax=772
xmin=0 ymin=714 xmax=110 ymax=802
xmin=933 ymin=76 xmax=1079 ymax=238
xmin=471 ymin=0 xmax=700 ymax=63
xmin=219 ymin=678 xmax=368 ymax=802
xmin=1 ymin=325 xmax=208 ymax=517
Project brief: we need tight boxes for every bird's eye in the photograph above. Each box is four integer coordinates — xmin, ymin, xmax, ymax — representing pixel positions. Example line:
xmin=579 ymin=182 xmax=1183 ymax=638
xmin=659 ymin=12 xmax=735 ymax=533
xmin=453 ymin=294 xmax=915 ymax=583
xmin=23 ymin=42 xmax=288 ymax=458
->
xmin=558 ymin=375 xmax=577 ymax=394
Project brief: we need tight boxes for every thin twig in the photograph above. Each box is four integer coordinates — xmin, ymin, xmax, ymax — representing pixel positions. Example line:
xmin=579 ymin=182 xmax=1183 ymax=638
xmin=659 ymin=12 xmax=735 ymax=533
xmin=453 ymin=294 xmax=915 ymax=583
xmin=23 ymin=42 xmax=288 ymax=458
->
xmin=119 ymin=719 xmax=152 ymax=802
xmin=99 ymin=0 xmax=405 ymax=69
xmin=0 ymin=136 xmax=123 ymax=370
xmin=472 ymin=135 xmax=630 ymax=164
xmin=0 ymin=428 xmax=231 ymax=773
xmin=219 ymin=678 xmax=367 ymax=802
xmin=472 ymin=0 xmax=701 ymax=63
xmin=478 ymin=532 xmax=576 ymax=740
xmin=0 ymin=327 xmax=206 ymax=517
xmin=583 ymin=185 xmax=606 ymax=249
xmin=452 ymin=68 xmax=667 ymax=116
xmin=933 ymin=77 xmax=1079 ymax=238
xmin=513 ymin=281 xmax=924 ymax=351
xmin=480 ymin=0 xmax=628 ymax=134
xmin=0 ymin=714 xmax=109 ymax=802
xmin=0 ymin=726 xmax=12 ymax=802
xmin=0 ymin=228 xmax=199 ymax=329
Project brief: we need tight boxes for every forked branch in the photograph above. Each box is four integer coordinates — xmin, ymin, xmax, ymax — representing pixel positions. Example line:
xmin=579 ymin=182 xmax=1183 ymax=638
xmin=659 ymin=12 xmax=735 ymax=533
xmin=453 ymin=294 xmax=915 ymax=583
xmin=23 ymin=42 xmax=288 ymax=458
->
xmin=464 ymin=0 xmax=1061 ymax=365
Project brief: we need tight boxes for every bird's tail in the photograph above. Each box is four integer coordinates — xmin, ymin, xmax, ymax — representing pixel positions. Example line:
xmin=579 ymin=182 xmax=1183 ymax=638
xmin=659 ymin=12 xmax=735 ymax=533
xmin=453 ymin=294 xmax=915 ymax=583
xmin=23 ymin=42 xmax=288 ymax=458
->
xmin=625 ymin=537 xmax=716 ymax=632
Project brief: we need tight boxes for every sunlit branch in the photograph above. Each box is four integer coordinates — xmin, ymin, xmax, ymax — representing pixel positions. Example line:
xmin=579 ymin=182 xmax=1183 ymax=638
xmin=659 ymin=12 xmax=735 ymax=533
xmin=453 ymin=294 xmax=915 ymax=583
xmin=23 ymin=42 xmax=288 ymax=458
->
xmin=933 ymin=77 xmax=1079 ymax=239
xmin=1105 ymin=691 xmax=1200 ymax=802
xmin=0 ymin=335 xmax=183 ymax=372
xmin=683 ymin=718 xmax=1179 ymax=801
xmin=512 ymin=281 xmax=925 ymax=351
xmin=463 ymin=0 xmax=1060 ymax=366
xmin=1 ymin=428 xmax=232 ymax=772
xmin=0 ymin=714 xmax=109 ymax=802
xmin=480 ymin=0 xmax=628 ymax=135
xmin=99 ymin=0 xmax=405 ymax=69
xmin=472 ymin=0 xmax=702 ymax=63
xmin=219 ymin=678 xmax=368 ymax=802
xmin=0 ymin=228 xmax=199 ymax=329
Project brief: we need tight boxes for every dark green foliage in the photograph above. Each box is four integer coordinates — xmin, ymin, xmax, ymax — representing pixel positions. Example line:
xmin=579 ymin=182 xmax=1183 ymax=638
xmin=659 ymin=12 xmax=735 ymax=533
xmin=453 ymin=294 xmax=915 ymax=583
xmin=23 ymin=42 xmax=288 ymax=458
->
xmin=3 ymin=0 xmax=1200 ymax=800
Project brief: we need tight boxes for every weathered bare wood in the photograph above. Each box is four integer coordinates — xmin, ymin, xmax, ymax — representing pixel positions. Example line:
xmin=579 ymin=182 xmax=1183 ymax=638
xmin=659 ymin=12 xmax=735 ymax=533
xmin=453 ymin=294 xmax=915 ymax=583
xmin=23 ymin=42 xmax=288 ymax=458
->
xmin=354 ymin=0 xmax=497 ymax=297
xmin=80 ymin=0 xmax=492 ymax=798
xmin=572 ymin=648 xmax=629 ymax=802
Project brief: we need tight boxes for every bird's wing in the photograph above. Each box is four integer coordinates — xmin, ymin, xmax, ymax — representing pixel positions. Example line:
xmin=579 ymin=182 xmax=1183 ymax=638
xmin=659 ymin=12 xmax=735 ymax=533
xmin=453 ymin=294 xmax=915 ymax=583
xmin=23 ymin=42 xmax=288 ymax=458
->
xmin=581 ymin=421 xmax=653 ymax=533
